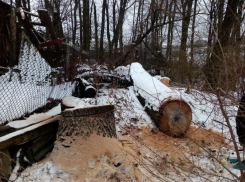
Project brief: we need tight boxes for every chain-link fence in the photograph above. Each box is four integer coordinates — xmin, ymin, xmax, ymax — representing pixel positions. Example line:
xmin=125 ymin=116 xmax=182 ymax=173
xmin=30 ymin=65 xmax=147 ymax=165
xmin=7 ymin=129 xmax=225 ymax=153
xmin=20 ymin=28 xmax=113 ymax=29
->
xmin=0 ymin=32 xmax=73 ymax=124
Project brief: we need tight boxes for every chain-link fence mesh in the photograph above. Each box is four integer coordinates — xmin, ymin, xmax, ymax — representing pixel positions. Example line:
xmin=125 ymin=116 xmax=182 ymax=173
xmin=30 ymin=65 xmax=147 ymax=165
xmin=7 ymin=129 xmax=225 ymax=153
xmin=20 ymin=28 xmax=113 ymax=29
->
xmin=0 ymin=32 xmax=73 ymax=124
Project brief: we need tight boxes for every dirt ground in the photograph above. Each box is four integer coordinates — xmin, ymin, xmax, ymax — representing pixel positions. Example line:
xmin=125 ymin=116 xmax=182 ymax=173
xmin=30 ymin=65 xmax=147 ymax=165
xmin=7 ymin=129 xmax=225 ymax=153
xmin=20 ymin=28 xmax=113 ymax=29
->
xmin=44 ymin=125 xmax=231 ymax=181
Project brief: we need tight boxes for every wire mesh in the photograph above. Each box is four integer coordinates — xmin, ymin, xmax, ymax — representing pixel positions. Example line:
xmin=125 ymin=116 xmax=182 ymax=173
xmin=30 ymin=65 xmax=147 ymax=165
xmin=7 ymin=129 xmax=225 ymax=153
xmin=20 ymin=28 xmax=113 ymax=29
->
xmin=0 ymin=32 xmax=72 ymax=124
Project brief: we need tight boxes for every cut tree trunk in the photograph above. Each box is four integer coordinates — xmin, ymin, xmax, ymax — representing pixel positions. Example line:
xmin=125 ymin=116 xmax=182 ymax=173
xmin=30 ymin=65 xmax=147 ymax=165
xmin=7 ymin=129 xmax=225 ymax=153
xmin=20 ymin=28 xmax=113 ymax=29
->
xmin=58 ymin=105 xmax=116 ymax=145
xmin=72 ymin=78 xmax=97 ymax=99
xmin=130 ymin=63 xmax=192 ymax=137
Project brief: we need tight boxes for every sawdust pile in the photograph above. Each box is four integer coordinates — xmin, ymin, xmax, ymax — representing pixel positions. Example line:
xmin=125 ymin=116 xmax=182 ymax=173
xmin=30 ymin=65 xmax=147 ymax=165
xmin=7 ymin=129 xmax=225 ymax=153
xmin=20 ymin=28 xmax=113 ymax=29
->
xmin=16 ymin=125 xmax=231 ymax=181
xmin=50 ymin=133 xmax=142 ymax=181
xmin=117 ymin=125 xmax=231 ymax=178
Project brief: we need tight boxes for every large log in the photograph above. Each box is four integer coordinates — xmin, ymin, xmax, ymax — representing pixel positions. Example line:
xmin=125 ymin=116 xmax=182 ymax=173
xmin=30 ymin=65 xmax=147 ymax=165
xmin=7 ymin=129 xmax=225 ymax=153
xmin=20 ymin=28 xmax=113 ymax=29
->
xmin=80 ymin=72 xmax=133 ymax=88
xmin=130 ymin=63 xmax=192 ymax=137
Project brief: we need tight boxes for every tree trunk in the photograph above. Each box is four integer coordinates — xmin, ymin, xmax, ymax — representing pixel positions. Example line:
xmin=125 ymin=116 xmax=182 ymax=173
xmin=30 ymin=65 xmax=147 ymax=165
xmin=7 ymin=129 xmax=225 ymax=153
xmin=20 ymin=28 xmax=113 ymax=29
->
xmin=111 ymin=0 xmax=128 ymax=53
xmin=83 ymin=0 xmax=90 ymax=51
xmin=72 ymin=0 xmax=78 ymax=45
xmin=217 ymin=0 xmax=225 ymax=35
xmin=206 ymin=0 xmax=216 ymax=66
xmin=204 ymin=0 xmax=240 ymax=90
xmin=178 ymin=0 xmax=193 ymax=84
xmin=189 ymin=0 xmax=197 ymax=84
xmin=99 ymin=0 xmax=106 ymax=62
xmin=130 ymin=63 xmax=192 ymax=137
xmin=78 ymin=0 xmax=83 ymax=50
xmin=105 ymin=1 xmax=112 ymax=56
xmin=166 ymin=0 xmax=175 ymax=64
xmin=0 ymin=149 xmax=11 ymax=180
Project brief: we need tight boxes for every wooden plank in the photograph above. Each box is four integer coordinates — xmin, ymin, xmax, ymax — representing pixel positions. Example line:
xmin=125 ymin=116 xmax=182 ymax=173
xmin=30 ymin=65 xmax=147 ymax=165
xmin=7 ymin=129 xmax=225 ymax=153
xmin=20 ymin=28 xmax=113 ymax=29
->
xmin=30 ymin=21 xmax=44 ymax=26
xmin=0 ymin=116 xmax=60 ymax=150
xmin=38 ymin=38 xmax=65 ymax=47
xmin=0 ymin=148 xmax=11 ymax=180
xmin=0 ymin=125 xmax=16 ymax=137
xmin=22 ymin=10 xmax=39 ymax=17
xmin=37 ymin=10 xmax=56 ymax=39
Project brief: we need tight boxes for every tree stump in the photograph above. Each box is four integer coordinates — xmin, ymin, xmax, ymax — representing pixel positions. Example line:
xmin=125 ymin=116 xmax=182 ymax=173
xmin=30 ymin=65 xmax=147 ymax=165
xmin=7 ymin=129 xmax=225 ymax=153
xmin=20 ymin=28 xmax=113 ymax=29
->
xmin=58 ymin=105 xmax=116 ymax=143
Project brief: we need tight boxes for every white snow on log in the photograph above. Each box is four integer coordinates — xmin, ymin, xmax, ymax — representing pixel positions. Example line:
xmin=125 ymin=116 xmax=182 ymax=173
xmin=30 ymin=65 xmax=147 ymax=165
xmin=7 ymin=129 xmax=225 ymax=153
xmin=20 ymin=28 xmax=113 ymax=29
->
xmin=154 ymin=75 xmax=170 ymax=81
xmin=7 ymin=105 xmax=61 ymax=129
xmin=114 ymin=65 xmax=130 ymax=81
xmin=85 ymin=85 xmax=95 ymax=91
xmin=0 ymin=116 xmax=60 ymax=143
xmin=82 ymin=78 xmax=90 ymax=86
xmin=62 ymin=96 xmax=84 ymax=108
xmin=130 ymin=62 xmax=182 ymax=111
xmin=62 ymin=96 xmax=110 ymax=110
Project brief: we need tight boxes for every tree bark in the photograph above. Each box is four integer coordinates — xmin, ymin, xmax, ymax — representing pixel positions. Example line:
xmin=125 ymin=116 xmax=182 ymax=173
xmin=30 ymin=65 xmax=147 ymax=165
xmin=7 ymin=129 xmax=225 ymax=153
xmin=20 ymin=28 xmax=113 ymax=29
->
xmin=189 ymin=0 xmax=197 ymax=84
xmin=105 ymin=1 xmax=112 ymax=56
xmin=99 ymin=0 xmax=106 ymax=61
xmin=111 ymin=0 xmax=128 ymax=53
xmin=83 ymin=0 xmax=90 ymax=51
xmin=78 ymin=0 xmax=83 ymax=50
xmin=178 ymin=0 xmax=194 ymax=84
xmin=72 ymin=0 xmax=78 ymax=45
xmin=204 ymin=0 xmax=240 ymax=90
xmin=93 ymin=2 xmax=98 ymax=59
xmin=58 ymin=105 xmax=117 ymax=141
xmin=130 ymin=63 xmax=192 ymax=137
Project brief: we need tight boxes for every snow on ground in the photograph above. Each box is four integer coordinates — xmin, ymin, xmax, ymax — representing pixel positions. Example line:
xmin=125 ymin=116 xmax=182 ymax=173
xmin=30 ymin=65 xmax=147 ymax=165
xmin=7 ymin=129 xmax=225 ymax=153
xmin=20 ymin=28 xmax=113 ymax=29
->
xmin=173 ymin=87 xmax=239 ymax=145
xmin=12 ymin=84 xmax=242 ymax=181
xmin=11 ymin=161 xmax=69 ymax=182
xmin=62 ymin=87 xmax=154 ymax=131
xmin=5 ymin=63 xmax=243 ymax=181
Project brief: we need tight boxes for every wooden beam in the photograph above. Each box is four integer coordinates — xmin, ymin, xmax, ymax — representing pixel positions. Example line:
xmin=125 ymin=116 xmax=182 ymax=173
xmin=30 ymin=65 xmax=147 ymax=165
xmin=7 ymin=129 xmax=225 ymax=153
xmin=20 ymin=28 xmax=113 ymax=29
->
xmin=37 ymin=10 xmax=56 ymax=39
xmin=0 ymin=116 xmax=60 ymax=150
xmin=22 ymin=10 xmax=39 ymax=18
xmin=30 ymin=21 xmax=44 ymax=26
xmin=38 ymin=38 xmax=66 ymax=48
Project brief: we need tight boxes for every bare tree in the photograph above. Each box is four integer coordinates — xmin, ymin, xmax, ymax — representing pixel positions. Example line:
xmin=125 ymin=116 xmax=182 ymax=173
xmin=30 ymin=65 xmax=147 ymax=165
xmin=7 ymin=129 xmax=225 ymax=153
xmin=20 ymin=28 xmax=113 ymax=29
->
xmin=83 ymin=0 xmax=90 ymax=51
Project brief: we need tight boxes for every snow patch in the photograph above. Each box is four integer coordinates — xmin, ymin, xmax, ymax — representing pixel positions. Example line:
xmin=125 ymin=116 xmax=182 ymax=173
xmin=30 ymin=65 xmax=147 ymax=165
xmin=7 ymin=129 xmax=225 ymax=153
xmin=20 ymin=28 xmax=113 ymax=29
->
xmin=7 ymin=105 xmax=61 ymax=129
